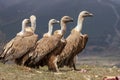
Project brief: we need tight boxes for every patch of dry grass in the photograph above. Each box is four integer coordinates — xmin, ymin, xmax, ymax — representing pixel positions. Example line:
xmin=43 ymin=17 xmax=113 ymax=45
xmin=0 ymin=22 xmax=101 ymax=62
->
xmin=0 ymin=63 xmax=120 ymax=80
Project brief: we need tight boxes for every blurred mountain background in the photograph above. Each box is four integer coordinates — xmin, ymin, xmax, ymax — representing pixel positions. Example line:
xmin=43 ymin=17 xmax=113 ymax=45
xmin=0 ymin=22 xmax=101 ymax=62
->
xmin=0 ymin=0 xmax=120 ymax=66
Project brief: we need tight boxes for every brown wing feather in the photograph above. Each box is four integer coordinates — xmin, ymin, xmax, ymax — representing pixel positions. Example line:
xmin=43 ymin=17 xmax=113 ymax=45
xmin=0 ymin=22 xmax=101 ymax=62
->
xmin=38 ymin=39 xmax=66 ymax=71
xmin=0 ymin=34 xmax=38 ymax=64
xmin=26 ymin=34 xmax=62 ymax=67
xmin=65 ymin=34 xmax=88 ymax=69
xmin=58 ymin=29 xmax=88 ymax=68
xmin=47 ymin=40 xmax=67 ymax=71
xmin=0 ymin=36 xmax=21 ymax=58
xmin=12 ymin=34 xmax=38 ymax=58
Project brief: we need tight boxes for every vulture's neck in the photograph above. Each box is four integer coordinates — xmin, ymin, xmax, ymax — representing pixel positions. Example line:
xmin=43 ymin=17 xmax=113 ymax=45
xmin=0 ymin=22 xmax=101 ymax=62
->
xmin=17 ymin=21 xmax=27 ymax=36
xmin=21 ymin=22 xmax=27 ymax=33
xmin=75 ymin=16 xmax=84 ymax=32
xmin=48 ymin=23 xmax=53 ymax=36
xmin=31 ymin=20 xmax=36 ymax=32
xmin=60 ymin=21 xmax=67 ymax=38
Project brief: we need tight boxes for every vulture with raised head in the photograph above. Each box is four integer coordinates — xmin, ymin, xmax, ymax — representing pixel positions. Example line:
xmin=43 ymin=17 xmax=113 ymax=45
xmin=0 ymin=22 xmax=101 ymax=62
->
xmin=58 ymin=11 xmax=93 ymax=70
xmin=40 ymin=16 xmax=73 ymax=72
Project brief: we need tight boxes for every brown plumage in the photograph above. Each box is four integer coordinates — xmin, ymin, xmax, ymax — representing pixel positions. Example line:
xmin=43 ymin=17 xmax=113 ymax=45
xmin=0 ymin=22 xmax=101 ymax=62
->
xmin=58 ymin=29 xmax=88 ymax=69
xmin=57 ymin=11 xmax=93 ymax=70
xmin=47 ymin=39 xmax=67 ymax=72
xmin=24 ymin=16 xmax=73 ymax=69
xmin=42 ymin=16 xmax=72 ymax=72
xmin=0 ymin=15 xmax=38 ymax=64
xmin=23 ymin=19 xmax=60 ymax=67
xmin=20 ymin=19 xmax=59 ymax=66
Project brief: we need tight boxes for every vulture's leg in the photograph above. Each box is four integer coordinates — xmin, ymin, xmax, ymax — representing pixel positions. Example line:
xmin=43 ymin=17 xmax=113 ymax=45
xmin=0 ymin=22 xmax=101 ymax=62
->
xmin=72 ymin=56 xmax=77 ymax=70
xmin=81 ymin=34 xmax=88 ymax=49
xmin=20 ymin=54 xmax=30 ymax=65
xmin=48 ymin=55 xmax=59 ymax=72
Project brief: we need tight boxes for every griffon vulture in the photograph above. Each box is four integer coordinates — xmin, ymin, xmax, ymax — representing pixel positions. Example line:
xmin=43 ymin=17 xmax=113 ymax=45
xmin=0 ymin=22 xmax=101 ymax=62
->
xmin=39 ymin=16 xmax=73 ymax=72
xmin=58 ymin=11 xmax=93 ymax=70
xmin=0 ymin=15 xmax=38 ymax=64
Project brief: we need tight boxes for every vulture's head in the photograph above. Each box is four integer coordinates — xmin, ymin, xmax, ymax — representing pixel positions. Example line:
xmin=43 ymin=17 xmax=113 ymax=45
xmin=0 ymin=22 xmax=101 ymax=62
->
xmin=61 ymin=16 xmax=73 ymax=23
xmin=80 ymin=11 xmax=93 ymax=17
xmin=49 ymin=19 xmax=59 ymax=25
xmin=22 ymin=19 xmax=30 ymax=25
xmin=25 ymin=15 xmax=37 ymax=33
xmin=30 ymin=15 xmax=36 ymax=22
xmin=17 ymin=19 xmax=30 ymax=36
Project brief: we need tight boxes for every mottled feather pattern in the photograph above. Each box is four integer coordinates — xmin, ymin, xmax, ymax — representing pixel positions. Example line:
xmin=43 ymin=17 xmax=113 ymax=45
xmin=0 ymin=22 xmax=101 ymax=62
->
xmin=0 ymin=34 xmax=38 ymax=64
xmin=24 ymin=34 xmax=62 ymax=67
xmin=58 ymin=29 xmax=88 ymax=68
